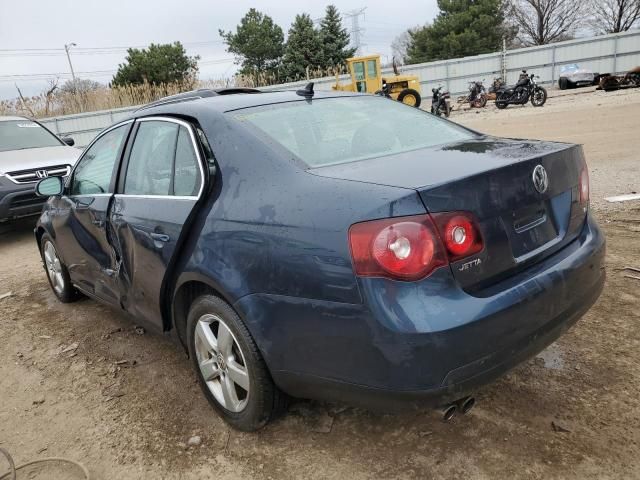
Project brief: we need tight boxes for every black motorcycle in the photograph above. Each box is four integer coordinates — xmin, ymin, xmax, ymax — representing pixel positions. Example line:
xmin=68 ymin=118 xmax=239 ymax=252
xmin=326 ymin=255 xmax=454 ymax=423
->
xmin=431 ymin=86 xmax=451 ymax=117
xmin=495 ymin=70 xmax=547 ymax=109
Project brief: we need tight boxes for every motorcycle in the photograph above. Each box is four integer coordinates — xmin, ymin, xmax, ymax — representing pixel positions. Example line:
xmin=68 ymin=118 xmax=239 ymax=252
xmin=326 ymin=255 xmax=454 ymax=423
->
xmin=459 ymin=80 xmax=487 ymax=108
xmin=431 ymin=86 xmax=451 ymax=117
xmin=495 ymin=70 xmax=547 ymax=109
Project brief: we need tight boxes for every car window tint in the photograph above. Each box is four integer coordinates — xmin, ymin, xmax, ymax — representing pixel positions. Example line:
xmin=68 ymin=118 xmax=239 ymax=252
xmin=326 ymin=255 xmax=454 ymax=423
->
xmin=173 ymin=126 xmax=201 ymax=197
xmin=233 ymin=96 xmax=474 ymax=168
xmin=124 ymin=121 xmax=178 ymax=196
xmin=71 ymin=124 xmax=128 ymax=195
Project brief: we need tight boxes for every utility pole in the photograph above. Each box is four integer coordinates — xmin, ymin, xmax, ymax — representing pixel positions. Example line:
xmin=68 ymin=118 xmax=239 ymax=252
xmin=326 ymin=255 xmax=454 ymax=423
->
xmin=501 ymin=36 xmax=507 ymax=83
xmin=64 ymin=43 xmax=78 ymax=91
xmin=344 ymin=8 xmax=366 ymax=55
xmin=64 ymin=42 xmax=83 ymax=111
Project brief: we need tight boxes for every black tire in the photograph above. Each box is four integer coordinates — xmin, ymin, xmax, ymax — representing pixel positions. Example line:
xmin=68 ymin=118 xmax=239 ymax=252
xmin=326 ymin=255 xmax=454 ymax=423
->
xmin=443 ymin=101 xmax=451 ymax=117
xmin=397 ymin=88 xmax=421 ymax=108
xmin=186 ymin=294 xmax=287 ymax=431
xmin=39 ymin=233 xmax=80 ymax=303
xmin=531 ymin=86 xmax=547 ymax=107
xmin=495 ymin=93 xmax=509 ymax=109
xmin=559 ymin=77 xmax=568 ymax=90
xmin=431 ymin=105 xmax=441 ymax=116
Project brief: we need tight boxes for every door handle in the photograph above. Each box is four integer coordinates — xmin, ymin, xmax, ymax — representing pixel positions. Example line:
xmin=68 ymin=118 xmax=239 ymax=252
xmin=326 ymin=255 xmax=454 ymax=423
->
xmin=150 ymin=233 xmax=170 ymax=243
xmin=92 ymin=219 xmax=105 ymax=227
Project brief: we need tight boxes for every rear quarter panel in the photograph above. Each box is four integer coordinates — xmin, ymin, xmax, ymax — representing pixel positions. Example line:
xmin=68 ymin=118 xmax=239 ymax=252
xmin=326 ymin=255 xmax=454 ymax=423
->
xmin=172 ymin=115 xmax=427 ymax=306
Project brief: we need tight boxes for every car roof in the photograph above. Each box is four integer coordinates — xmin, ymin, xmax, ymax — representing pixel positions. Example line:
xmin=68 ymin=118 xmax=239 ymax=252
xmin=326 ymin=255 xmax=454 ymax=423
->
xmin=0 ymin=115 xmax=29 ymax=122
xmin=135 ymin=89 xmax=364 ymax=119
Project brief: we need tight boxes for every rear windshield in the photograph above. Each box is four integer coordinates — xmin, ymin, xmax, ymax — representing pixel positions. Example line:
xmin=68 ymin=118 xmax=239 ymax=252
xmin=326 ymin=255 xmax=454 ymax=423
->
xmin=231 ymin=96 xmax=474 ymax=167
xmin=0 ymin=120 xmax=62 ymax=152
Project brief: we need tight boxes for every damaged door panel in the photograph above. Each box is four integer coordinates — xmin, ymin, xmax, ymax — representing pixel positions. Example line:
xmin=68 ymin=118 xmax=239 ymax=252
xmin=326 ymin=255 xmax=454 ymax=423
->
xmin=108 ymin=117 xmax=204 ymax=329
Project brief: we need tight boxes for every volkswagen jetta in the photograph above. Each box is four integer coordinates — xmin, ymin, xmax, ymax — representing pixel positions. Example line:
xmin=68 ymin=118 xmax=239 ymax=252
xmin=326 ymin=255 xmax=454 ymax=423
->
xmin=34 ymin=88 xmax=605 ymax=431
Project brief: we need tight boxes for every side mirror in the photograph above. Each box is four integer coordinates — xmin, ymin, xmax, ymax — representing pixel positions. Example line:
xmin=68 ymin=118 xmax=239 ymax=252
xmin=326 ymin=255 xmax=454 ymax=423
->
xmin=61 ymin=137 xmax=75 ymax=146
xmin=35 ymin=176 xmax=64 ymax=197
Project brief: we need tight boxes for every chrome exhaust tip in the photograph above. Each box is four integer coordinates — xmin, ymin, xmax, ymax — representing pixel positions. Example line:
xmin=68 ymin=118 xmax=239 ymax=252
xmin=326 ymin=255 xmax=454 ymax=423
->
xmin=457 ymin=396 xmax=476 ymax=415
xmin=442 ymin=404 xmax=457 ymax=422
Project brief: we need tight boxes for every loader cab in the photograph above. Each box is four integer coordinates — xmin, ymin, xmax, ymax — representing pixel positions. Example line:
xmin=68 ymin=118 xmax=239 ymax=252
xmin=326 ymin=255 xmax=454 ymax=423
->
xmin=348 ymin=55 xmax=383 ymax=93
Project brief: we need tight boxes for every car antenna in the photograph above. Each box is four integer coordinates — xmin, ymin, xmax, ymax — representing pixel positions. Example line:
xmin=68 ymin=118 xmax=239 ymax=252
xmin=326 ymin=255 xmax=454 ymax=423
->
xmin=296 ymin=82 xmax=314 ymax=99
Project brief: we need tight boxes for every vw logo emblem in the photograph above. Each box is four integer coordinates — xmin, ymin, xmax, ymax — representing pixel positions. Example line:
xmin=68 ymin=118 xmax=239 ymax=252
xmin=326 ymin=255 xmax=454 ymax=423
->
xmin=35 ymin=170 xmax=49 ymax=179
xmin=532 ymin=165 xmax=548 ymax=194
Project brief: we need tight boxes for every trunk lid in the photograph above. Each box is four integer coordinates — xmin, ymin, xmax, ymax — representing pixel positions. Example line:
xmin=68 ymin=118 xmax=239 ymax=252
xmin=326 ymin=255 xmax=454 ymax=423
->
xmin=310 ymin=137 xmax=587 ymax=291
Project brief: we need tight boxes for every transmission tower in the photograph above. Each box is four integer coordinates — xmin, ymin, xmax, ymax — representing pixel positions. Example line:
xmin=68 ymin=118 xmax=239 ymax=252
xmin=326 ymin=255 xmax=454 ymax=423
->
xmin=344 ymin=7 xmax=366 ymax=55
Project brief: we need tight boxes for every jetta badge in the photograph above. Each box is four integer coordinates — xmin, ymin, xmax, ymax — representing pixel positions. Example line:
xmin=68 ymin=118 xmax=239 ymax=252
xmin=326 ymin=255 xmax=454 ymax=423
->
xmin=532 ymin=165 xmax=548 ymax=194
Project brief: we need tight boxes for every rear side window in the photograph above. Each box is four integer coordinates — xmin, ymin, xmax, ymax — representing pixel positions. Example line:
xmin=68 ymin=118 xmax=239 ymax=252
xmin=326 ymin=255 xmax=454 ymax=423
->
xmin=124 ymin=121 xmax=178 ymax=196
xmin=232 ymin=96 xmax=474 ymax=168
xmin=123 ymin=120 xmax=201 ymax=197
xmin=71 ymin=124 xmax=128 ymax=195
xmin=174 ymin=127 xmax=202 ymax=196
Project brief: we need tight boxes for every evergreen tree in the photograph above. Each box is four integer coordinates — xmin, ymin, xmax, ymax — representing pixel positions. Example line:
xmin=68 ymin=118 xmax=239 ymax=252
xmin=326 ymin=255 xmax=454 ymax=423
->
xmin=219 ymin=9 xmax=285 ymax=84
xmin=112 ymin=42 xmax=199 ymax=86
xmin=319 ymin=5 xmax=356 ymax=69
xmin=406 ymin=0 xmax=511 ymax=64
xmin=282 ymin=14 xmax=324 ymax=81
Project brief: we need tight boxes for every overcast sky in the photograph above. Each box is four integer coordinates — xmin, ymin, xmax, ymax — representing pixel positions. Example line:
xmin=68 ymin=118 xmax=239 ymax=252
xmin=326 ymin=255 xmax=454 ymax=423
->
xmin=0 ymin=0 xmax=439 ymax=100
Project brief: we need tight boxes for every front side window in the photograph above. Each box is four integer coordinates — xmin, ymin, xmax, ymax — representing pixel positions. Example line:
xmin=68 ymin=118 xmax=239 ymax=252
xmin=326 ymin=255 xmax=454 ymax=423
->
xmin=70 ymin=124 xmax=128 ymax=195
xmin=123 ymin=120 xmax=201 ymax=197
xmin=233 ymin=96 xmax=474 ymax=168
xmin=0 ymin=120 xmax=62 ymax=153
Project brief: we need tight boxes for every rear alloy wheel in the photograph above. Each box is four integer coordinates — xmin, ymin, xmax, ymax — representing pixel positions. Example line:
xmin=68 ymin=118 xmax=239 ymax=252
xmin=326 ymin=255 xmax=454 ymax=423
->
xmin=194 ymin=314 xmax=250 ymax=413
xmin=187 ymin=295 xmax=287 ymax=431
xmin=40 ymin=234 xmax=79 ymax=303
xmin=397 ymin=88 xmax=421 ymax=108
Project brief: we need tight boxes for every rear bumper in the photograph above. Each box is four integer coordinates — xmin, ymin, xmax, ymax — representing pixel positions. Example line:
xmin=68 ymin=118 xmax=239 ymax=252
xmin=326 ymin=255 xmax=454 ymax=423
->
xmin=0 ymin=177 xmax=45 ymax=222
xmin=235 ymin=213 xmax=605 ymax=409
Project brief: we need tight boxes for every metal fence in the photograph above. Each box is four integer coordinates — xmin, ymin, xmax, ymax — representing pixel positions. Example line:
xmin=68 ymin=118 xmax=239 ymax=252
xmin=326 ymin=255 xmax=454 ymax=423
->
xmin=40 ymin=30 xmax=640 ymax=147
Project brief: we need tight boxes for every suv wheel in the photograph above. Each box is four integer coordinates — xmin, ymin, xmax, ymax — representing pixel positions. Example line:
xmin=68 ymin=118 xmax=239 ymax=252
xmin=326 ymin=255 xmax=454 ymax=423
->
xmin=187 ymin=295 xmax=287 ymax=431
xmin=40 ymin=234 xmax=80 ymax=303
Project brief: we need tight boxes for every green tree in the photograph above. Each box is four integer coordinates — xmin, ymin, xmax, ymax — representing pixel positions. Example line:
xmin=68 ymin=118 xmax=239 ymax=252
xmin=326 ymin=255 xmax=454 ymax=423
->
xmin=111 ymin=42 xmax=199 ymax=86
xmin=220 ymin=9 xmax=285 ymax=84
xmin=281 ymin=14 xmax=324 ymax=81
xmin=319 ymin=5 xmax=356 ymax=69
xmin=406 ymin=0 xmax=511 ymax=64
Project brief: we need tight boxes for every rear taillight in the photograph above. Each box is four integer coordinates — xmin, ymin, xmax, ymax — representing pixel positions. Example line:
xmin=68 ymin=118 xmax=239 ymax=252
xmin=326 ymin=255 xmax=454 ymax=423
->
xmin=348 ymin=212 xmax=484 ymax=281
xmin=432 ymin=212 xmax=484 ymax=261
xmin=348 ymin=214 xmax=447 ymax=281
xmin=579 ymin=166 xmax=590 ymax=205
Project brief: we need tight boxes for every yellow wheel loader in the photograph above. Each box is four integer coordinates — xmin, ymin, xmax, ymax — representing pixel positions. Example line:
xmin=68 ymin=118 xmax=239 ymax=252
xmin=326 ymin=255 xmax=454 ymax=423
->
xmin=333 ymin=55 xmax=422 ymax=107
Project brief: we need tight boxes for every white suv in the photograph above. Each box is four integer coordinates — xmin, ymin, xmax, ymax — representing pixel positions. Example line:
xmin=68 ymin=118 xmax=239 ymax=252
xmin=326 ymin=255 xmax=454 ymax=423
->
xmin=0 ymin=116 xmax=80 ymax=222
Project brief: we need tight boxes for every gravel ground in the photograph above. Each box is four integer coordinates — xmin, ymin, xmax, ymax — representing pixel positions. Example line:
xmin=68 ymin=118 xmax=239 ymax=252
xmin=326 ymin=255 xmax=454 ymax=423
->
xmin=0 ymin=87 xmax=639 ymax=480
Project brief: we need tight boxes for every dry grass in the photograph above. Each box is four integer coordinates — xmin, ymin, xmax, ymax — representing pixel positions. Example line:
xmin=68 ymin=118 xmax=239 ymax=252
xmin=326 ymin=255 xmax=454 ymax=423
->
xmin=0 ymin=66 xmax=345 ymax=119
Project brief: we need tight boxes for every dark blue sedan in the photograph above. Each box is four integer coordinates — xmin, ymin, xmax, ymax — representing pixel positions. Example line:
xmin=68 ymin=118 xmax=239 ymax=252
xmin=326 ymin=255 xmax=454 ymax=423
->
xmin=34 ymin=88 xmax=605 ymax=431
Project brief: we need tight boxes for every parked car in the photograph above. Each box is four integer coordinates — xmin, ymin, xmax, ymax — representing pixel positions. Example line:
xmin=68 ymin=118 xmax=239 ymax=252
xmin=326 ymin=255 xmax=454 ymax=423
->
xmin=0 ymin=116 xmax=79 ymax=223
xmin=34 ymin=88 xmax=605 ymax=431
xmin=558 ymin=64 xmax=599 ymax=89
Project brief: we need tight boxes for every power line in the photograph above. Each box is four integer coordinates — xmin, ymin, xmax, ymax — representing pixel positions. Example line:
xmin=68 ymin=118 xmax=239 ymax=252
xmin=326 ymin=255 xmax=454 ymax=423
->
xmin=0 ymin=40 xmax=225 ymax=57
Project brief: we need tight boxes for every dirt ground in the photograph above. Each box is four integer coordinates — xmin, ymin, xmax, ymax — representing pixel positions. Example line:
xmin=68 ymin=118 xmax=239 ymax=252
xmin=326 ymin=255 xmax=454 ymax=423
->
xmin=1 ymin=87 xmax=639 ymax=480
